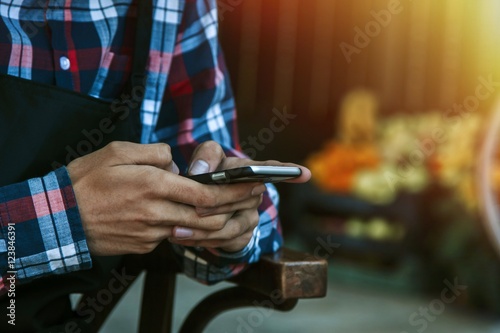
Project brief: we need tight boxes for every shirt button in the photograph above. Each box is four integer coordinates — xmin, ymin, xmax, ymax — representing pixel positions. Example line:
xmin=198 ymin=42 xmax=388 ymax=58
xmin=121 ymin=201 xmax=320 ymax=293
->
xmin=60 ymin=56 xmax=70 ymax=70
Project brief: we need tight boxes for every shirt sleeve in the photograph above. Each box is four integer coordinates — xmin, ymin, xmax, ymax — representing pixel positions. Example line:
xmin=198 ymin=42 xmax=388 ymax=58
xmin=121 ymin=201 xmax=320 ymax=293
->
xmin=157 ymin=0 xmax=283 ymax=284
xmin=0 ymin=167 xmax=92 ymax=294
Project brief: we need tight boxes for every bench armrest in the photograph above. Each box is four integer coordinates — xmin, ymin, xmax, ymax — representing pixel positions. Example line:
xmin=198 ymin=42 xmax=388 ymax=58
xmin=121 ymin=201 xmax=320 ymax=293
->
xmin=230 ymin=248 xmax=328 ymax=299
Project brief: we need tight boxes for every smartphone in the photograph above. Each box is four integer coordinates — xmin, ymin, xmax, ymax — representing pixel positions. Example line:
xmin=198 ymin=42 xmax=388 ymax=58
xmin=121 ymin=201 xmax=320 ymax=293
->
xmin=187 ymin=166 xmax=302 ymax=184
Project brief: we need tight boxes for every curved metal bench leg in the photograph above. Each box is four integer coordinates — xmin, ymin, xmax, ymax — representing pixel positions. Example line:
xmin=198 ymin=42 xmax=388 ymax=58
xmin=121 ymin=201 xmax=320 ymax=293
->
xmin=179 ymin=286 xmax=298 ymax=333
xmin=139 ymin=270 xmax=177 ymax=333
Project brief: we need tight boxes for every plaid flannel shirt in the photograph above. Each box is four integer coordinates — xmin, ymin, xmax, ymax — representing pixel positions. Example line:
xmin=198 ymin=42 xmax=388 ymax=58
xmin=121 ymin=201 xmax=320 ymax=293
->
xmin=0 ymin=0 xmax=282 ymax=293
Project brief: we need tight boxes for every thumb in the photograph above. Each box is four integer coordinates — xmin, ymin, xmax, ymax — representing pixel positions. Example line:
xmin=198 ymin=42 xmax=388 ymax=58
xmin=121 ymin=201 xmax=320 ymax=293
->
xmin=188 ymin=141 xmax=226 ymax=175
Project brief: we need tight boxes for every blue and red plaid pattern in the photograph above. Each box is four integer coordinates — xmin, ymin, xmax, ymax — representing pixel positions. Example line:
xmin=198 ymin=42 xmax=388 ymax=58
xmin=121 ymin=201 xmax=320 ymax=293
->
xmin=0 ymin=167 xmax=91 ymax=291
xmin=0 ymin=0 xmax=282 ymax=293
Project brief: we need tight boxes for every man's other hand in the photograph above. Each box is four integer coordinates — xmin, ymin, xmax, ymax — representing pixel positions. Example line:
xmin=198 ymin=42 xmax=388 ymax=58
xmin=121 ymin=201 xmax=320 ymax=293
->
xmin=168 ymin=141 xmax=311 ymax=252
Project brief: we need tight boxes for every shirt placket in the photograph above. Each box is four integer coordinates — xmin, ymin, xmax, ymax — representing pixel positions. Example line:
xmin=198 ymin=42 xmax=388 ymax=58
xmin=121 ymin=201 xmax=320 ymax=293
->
xmin=45 ymin=0 xmax=80 ymax=91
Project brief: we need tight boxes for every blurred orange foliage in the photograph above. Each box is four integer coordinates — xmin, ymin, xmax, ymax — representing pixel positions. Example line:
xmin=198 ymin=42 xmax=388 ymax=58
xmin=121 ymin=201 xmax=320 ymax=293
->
xmin=306 ymin=142 xmax=380 ymax=192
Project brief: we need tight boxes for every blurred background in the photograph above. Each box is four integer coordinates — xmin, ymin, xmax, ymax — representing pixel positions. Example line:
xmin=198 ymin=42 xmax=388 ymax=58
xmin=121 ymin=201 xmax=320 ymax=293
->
xmin=106 ymin=0 xmax=500 ymax=332
xmin=220 ymin=0 xmax=500 ymax=331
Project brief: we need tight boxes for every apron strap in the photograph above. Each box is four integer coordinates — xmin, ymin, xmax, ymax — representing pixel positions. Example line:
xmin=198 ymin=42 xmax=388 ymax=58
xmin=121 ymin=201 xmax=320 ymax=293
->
xmin=130 ymin=0 xmax=153 ymax=93
xmin=117 ymin=0 xmax=153 ymax=140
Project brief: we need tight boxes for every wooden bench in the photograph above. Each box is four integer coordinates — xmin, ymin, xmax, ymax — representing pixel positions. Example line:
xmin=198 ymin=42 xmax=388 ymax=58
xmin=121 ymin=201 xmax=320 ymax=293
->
xmin=78 ymin=242 xmax=328 ymax=332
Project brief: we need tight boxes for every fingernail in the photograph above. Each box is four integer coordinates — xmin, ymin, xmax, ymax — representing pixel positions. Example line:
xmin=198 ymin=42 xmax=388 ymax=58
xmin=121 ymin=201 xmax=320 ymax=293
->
xmin=172 ymin=161 xmax=180 ymax=174
xmin=189 ymin=160 xmax=210 ymax=175
xmin=174 ymin=227 xmax=193 ymax=239
xmin=196 ymin=207 xmax=215 ymax=216
xmin=252 ymin=184 xmax=267 ymax=196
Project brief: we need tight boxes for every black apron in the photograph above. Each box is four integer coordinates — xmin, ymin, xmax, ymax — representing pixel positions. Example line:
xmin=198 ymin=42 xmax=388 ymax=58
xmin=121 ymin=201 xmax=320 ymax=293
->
xmin=0 ymin=1 xmax=152 ymax=331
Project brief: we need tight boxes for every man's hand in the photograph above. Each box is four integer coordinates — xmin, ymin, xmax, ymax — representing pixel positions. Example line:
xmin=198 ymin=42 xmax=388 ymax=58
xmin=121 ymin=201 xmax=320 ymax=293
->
xmin=67 ymin=141 xmax=266 ymax=256
xmin=169 ymin=141 xmax=311 ymax=252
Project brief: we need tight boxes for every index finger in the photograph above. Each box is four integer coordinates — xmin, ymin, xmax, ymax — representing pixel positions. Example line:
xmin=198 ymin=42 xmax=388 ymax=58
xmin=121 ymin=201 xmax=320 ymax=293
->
xmin=151 ymin=168 xmax=267 ymax=208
